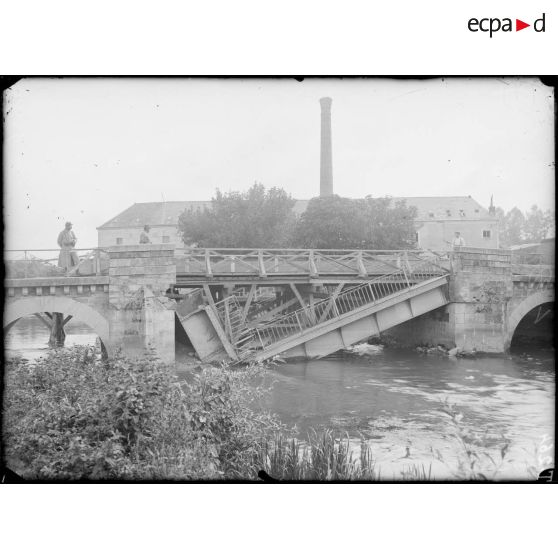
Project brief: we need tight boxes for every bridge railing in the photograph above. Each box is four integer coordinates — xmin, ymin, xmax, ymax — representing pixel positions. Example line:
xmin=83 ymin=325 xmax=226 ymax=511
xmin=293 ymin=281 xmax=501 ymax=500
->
xmin=244 ymin=258 xmax=449 ymax=353
xmin=175 ymin=247 xmax=449 ymax=278
xmin=4 ymin=248 xmax=109 ymax=278
xmin=213 ymin=296 xmax=257 ymax=355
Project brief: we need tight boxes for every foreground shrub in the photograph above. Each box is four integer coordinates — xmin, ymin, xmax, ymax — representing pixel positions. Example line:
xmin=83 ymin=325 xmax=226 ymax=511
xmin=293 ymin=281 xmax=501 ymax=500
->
xmin=185 ymin=364 xmax=287 ymax=477
xmin=3 ymin=348 xmax=283 ymax=480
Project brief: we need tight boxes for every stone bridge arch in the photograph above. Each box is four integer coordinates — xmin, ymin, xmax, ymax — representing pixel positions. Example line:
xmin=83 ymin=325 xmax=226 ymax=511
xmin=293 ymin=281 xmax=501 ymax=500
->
xmin=505 ymin=290 xmax=555 ymax=351
xmin=4 ymin=296 xmax=113 ymax=355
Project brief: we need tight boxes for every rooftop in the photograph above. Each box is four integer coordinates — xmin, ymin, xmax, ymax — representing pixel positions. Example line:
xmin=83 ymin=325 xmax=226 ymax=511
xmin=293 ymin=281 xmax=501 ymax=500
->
xmin=98 ymin=201 xmax=212 ymax=229
xmin=98 ymin=196 xmax=495 ymax=229
xmin=398 ymin=196 xmax=493 ymax=221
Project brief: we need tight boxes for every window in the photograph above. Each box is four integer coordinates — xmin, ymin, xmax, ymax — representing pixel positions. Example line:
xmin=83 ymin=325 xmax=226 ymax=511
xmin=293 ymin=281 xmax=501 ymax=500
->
xmin=116 ymin=237 xmax=123 ymax=245
xmin=415 ymin=231 xmax=419 ymax=243
xmin=483 ymin=230 xmax=491 ymax=239
xmin=446 ymin=209 xmax=452 ymax=217
xmin=459 ymin=209 xmax=465 ymax=217
xmin=428 ymin=211 xmax=435 ymax=218
xmin=162 ymin=235 xmax=170 ymax=243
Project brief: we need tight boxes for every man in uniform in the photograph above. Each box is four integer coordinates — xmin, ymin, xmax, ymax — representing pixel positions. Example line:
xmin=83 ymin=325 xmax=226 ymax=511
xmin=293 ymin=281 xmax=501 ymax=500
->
xmin=139 ymin=224 xmax=152 ymax=244
xmin=451 ymin=231 xmax=466 ymax=249
xmin=57 ymin=221 xmax=79 ymax=272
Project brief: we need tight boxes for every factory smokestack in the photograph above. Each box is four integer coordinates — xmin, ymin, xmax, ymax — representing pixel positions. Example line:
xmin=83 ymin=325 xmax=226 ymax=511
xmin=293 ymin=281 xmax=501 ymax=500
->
xmin=319 ymin=97 xmax=333 ymax=196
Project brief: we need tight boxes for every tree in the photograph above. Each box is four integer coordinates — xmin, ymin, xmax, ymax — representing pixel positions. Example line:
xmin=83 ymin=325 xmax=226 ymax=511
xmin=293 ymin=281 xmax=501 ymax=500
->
xmin=290 ymin=196 xmax=363 ymax=249
xmin=498 ymin=206 xmax=526 ymax=247
xmin=361 ymin=196 xmax=417 ymax=249
xmin=178 ymin=183 xmax=296 ymax=248
xmin=291 ymin=195 xmax=417 ymax=249
xmin=523 ymin=205 xmax=555 ymax=242
xmin=497 ymin=205 xmax=555 ymax=248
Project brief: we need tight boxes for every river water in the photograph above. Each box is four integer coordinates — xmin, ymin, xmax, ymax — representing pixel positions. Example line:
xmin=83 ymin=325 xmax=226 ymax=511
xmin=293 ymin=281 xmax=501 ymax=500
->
xmin=5 ymin=316 xmax=555 ymax=480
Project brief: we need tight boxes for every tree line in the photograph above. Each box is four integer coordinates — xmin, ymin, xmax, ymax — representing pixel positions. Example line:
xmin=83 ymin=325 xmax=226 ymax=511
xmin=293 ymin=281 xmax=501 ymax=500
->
xmin=177 ymin=183 xmax=555 ymax=250
xmin=496 ymin=205 xmax=555 ymax=248
xmin=178 ymin=183 xmax=417 ymax=250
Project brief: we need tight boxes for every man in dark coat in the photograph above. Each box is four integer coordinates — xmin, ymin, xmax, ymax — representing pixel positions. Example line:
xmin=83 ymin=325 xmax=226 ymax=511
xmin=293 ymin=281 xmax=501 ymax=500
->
xmin=57 ymin=221 xmax=79 ymax=271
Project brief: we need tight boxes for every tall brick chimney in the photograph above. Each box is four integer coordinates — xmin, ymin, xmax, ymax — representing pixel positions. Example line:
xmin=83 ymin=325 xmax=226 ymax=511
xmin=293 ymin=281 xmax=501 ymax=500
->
xmin=319 ymin=97 xmax=333 ymax=196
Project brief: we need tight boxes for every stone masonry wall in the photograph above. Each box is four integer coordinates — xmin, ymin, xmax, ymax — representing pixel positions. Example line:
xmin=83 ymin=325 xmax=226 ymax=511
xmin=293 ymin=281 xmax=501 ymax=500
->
xmin=386 ymin=248 xmax=514 ymax=352
xmin=107 ymin=245 xmax=176 ymax=363
xmin=450 ymin=247 xmax=512 ymax=352
xmin=381 ymin=305 xmax=455 ymax=348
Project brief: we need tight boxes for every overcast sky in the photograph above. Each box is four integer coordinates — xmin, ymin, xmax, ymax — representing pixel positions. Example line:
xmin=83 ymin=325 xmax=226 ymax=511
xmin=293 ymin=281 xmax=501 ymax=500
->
xmin=3 ymin=77 xmax=555 ymax=250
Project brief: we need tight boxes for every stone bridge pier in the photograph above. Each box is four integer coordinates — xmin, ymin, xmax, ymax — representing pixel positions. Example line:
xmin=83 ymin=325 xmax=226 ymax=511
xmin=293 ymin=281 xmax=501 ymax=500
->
xmin=107 ymin=244 xmax=176 ymax=363
xmin=384 ymin=247 xmax=554 ymax=353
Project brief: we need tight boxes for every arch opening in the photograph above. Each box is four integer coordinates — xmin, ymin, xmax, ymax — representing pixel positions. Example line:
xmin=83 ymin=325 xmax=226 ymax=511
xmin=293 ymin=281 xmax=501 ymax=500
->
xmin=509 ymin=301 xmax=554 ymax=352
xmin=506 ymin=287 xmax=555 ymax=354
xmin=4 ymin=297 xmax=112 ymax=359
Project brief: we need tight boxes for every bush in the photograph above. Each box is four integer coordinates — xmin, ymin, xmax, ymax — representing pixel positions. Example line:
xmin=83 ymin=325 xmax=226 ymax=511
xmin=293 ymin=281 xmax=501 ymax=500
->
xmin=3 ymin=348 xmax=284 ymax=480
xmin=5 ymin=259 xmax=65 ymax=278
xmin=185 ymin=364 xmax=287 ymax=477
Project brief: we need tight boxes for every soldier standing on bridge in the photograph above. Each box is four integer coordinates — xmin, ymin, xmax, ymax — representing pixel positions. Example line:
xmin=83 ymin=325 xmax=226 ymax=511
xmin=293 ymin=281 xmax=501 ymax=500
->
xmin=139 ymin=224 xmax=152 ymax=244
xmin=57 ymin=221 xmax=79 ymax=272
xmin=447 ymin=231 xmax=466 ymax=249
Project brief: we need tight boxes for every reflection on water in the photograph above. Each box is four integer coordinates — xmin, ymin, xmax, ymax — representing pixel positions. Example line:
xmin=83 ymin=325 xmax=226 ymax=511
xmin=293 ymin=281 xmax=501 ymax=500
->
xmin=5 ymin=316 xmax=555 ymax=480
xmin=5 ymin=315 xmax=98 ymax=361
xmin=267 ymin=348 xmax=555 ymax=479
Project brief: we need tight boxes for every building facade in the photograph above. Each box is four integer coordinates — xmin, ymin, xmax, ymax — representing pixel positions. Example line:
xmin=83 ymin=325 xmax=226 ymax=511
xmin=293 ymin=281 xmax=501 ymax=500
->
xmin=97 ymin=201 xmax=211 ymax=248
xmin=406 ymin=196 xmax=499 ymax=251
xmin=97 ymin=196 xmax=499 ymax=250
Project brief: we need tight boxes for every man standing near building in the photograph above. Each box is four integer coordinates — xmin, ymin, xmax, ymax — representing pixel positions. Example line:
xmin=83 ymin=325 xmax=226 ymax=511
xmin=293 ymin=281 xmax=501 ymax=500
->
xmin=139 ymin=224 xmax=152 ymax=244
xmin=451 ymin=231 xmax=466 ymax=249
xmin=57 ymin=221 xmax=79 ymax=272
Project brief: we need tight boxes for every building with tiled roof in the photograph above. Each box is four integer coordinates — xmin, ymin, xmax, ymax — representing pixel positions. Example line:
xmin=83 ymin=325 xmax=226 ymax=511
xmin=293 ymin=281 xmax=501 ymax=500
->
xmin=97 ymin=196 xmax=499 ymax=250
xmin=400 ymin=196 xmax=499 ymax=250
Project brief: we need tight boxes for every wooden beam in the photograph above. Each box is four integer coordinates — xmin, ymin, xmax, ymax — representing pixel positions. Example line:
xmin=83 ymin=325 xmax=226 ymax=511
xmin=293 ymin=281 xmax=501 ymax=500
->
xmin=49 ymin=312 xmax=66 ymax=347
xmin=241 ymin=284 xmax=257 ymax=322
xmin=534 ymin=307 xmax=551 ymax=324
xmin=205 ymin=249 xmax=213 ymax=277
xmin=203 ymin=305 xmax=238 ymax=360
xmin=247 ymin=297 xmax=300 ymax=326
xmin=34 ymin=313 xmax=53 ymax=330
xmin=289 ymin=283 xmax=307 ymax=310
xmin=356 ymin=252 xmax=368 ymax=278
xmin=308 ymin=251 xmax=319 ymax=278
xmin=308 ymin=292 xmax=317 ymax=324
xmin=290 ymin=283 xmax=315 ymax=325
xmin=202 ymin=284 xmax=219 ymax=318
xmin=317 ymin=282 xmax=345 ymax=324
xmin=258 ymin=250 xmax=267 ymax=277
xmin=224 ymin=298 xmax=232 ymax=340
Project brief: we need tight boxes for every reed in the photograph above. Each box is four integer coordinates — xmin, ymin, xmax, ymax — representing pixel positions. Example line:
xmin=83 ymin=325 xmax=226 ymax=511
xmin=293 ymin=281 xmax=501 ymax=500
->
xmin=256 ymin=429 xmax=378 ymax=480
